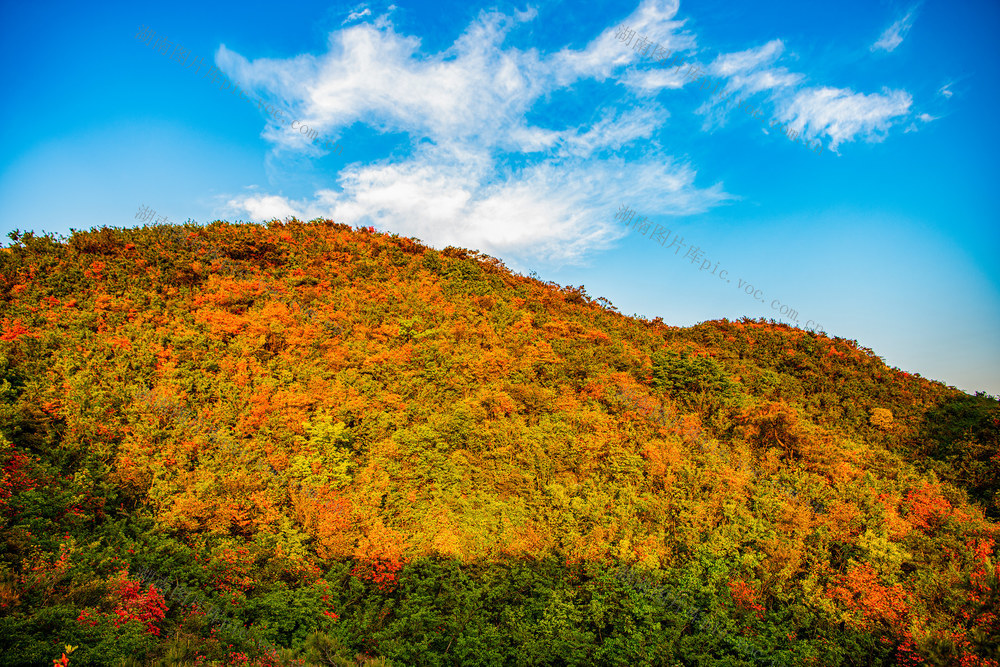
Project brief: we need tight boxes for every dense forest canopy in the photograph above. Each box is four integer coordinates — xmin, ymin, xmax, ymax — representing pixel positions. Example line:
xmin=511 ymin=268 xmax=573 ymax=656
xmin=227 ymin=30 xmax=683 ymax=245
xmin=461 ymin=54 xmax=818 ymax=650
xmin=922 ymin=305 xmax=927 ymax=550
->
xmin=0 ymin=220 xmax=997 ymax=666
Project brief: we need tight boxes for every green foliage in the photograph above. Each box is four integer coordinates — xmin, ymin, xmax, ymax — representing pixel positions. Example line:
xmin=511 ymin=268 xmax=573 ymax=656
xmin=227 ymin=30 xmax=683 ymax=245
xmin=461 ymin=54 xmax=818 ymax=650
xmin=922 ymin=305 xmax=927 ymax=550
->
xmin=240 ymin=581 xmax=336 ymax=648
xmin=651 ymin=350 xmax=743 ymax=426
xmin=278 ymin=631 xmax=394 ymax=666
xmin=916 ymin=392 xmax=1000 ymax=518
xmin=652 ymin=350 xmax=734 ymax=398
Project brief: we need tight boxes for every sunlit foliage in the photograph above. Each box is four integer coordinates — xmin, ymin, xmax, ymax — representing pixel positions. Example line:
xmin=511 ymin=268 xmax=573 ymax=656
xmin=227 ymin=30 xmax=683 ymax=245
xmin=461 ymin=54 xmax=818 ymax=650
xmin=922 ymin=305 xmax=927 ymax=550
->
xmin=0 ymin=221 xmax=996 ymax=665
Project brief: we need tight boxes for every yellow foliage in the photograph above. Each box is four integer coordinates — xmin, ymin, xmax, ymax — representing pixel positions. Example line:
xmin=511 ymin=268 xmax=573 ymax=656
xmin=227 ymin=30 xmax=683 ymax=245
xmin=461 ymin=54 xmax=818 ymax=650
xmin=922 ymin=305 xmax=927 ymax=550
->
xmin=870 ymin=407 xmax=894 ymax=430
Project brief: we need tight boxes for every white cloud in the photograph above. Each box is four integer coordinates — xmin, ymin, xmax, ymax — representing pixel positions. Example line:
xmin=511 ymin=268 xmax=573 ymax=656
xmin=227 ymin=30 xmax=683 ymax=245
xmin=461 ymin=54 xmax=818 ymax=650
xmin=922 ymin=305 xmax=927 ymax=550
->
xmin=938 ymin=83 xmax=953 ymax=99
xmin=553 ymin=0 xmax=696 ymax=85
xmin=343 ymin=7 xmax=372 ymax=25
xmin=690 ymin=36 xmax=917 ymax=152
xmin=694 ymin=41 xmax=804 ymax=133
xmin=624 ymin=66 xmax=689 ymax=91
xmin=710 ymin=39 xmax=784 ymax=76
xmin=904 ymin=112 xmax=937 ymax=133
xmin=557 ymin=106 xmax=666 ymax=157
xmin=719 ymin=68 xmax=804 ymax=98
xmin=871 ymin=7 xmax=919 ymax=53
xmin=778 ymin=86 xmax=913 ymax=150
xmin=221 ymin=147 xmax=730 ymax=270
xmin=215 ymin=1 xmax=729 ymax=267
xmin=228 ymin=194 xmax=299 ymax=221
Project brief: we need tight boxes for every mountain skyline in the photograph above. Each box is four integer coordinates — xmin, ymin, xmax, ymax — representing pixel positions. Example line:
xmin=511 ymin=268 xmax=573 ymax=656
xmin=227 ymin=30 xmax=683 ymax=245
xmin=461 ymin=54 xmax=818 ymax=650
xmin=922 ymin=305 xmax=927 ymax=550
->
xmin=1 ymin=0 xmax=997 ymax=394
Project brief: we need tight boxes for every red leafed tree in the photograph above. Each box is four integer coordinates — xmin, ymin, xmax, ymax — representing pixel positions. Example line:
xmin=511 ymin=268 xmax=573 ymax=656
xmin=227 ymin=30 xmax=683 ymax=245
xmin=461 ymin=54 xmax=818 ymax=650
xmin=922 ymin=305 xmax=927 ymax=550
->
xmin=0 ymin=447 xmax=36 ymax=516
xmin=727 ymin=578 xmax=764 ymax=618
xmin=109 ymin=571 xmax=168 ymax=635
xmin=350 ymin=559 xmax=405 ymax=593
xmin=350 ymin=520 xmax=408 ymax=593
xmin=825 ymin=563 xmax=910 ymax=630
xmin=905 ymin=482 xmax=965 ymax=533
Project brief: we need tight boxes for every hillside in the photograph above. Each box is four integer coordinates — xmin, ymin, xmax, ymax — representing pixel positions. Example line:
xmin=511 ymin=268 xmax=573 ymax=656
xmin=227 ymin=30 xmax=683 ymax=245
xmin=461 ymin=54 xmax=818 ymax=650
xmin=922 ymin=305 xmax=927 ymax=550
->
xmin=0 ymin=220 xmax=997 ymax=666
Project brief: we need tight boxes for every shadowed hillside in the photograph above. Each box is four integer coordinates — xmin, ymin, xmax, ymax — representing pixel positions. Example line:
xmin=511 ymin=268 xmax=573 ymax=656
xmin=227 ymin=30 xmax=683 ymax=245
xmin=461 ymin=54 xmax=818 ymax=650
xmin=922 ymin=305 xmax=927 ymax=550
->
xmin=1 ymin=220 xmax=997 ymax=666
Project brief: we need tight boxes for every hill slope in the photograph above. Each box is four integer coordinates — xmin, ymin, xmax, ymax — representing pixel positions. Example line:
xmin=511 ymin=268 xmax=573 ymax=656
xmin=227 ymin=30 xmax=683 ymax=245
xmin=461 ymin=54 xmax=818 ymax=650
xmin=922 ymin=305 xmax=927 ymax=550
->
xmin=0 ymin=220 xmax=997 ymax=666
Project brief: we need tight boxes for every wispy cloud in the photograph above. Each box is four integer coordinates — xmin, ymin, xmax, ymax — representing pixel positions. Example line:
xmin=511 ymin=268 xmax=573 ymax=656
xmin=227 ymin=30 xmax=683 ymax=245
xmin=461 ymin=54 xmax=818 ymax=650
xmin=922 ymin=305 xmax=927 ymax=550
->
xmin=343 ymin=7 xmax=373 ymax=25
xmin=871 ymin=6 xmax=919 ymax=53
xmin=226 ymin=152 xmax=728 ymax=269
xmin=711 ymin=39 xmax=784 ymax=76
xmin=691 ymin=39 xmax=913 ymax=152
xmin=215 ymin=0 xmax=729 ymax=268
xmin=778 ymin=86 xmax=913 ymax=151
xmin=552 ymin=0 xmax=696 ymax=84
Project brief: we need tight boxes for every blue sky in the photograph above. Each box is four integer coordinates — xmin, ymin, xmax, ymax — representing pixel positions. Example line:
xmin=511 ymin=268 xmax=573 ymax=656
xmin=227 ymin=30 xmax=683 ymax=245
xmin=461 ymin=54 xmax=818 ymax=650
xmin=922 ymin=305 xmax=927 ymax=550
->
xmin=1 ymin=0 xmax=997 ymax=395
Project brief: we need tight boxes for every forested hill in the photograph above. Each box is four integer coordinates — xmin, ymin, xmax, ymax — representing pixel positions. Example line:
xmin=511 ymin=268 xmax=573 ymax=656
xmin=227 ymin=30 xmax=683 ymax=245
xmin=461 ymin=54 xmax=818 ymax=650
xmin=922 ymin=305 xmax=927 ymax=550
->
xmin=1 ymin=220 xmax=997 ymax=666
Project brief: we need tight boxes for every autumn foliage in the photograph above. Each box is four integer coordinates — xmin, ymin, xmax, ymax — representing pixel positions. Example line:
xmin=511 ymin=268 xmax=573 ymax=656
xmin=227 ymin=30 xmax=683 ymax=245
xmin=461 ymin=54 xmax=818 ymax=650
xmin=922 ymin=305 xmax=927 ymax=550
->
xmin=0 ymin=221 xmax=997 ymax=665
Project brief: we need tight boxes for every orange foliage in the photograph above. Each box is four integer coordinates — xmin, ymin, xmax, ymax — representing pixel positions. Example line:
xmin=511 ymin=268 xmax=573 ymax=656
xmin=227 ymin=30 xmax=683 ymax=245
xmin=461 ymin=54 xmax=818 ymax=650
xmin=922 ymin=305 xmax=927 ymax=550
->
xmin=195 ymin=308 xmax=246 ymax=339
xmin=83 ymin=261 xmax=105 ymax=280
xmin=823 ymin=500 xmax=863 ymax=542
xmin=295 ymin=490 xmax=355 ymax=560
xmin=825 ymin=563 xmax=910 ymax=630
xmin=5 ymin=220 xmax=998 ymax=662
xmin=874 ymin=493 xmax=911 ymax=540
xmin=350 ymin=518 xmax=408 ymax=592
xmin=905 ymin=482 xmax=967 ymax=532
xmin=0 ymin=318 xmax=40 ymax=341
xmin=640 ymin=438 xmax=682 ymax=483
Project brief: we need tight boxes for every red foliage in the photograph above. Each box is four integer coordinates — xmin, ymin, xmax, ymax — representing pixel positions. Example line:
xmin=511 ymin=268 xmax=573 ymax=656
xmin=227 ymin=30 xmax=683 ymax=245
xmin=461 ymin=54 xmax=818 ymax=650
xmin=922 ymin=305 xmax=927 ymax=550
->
xmin=109 ymin=571 xmax=168 ymax=635
xmin=350 ymin=558 xmax=403 ymax=592
xmin=727 ymin=578 xmax=764 ymax=618
xmin=905 ymin=483 xmax=961 ymax=532
xmin=825 ymin=563 xmax=910 ymax=630
xmin=967 ymin=538 xmax=996 ymax=598
xmin=0 ymin=318 xmax=40 ymax=342
xmin=83 ymin=261 xmax=105 ymax=280
xmin=952 ymin=629 xmax=1000 ymax=667
xmin=76 ymin=608 xmax=100 ymax=627
xmin=0 ymin=449 xmax=35 ymax=515
xmin=894 ymin=631 xmax=922 ymax=667
xmin=212 ymin=545 xmax=254 ymax=593
xmin=949 ymin=537 xmax=1000 ymax=664
xmin=316 ymin=579 xmax=340 ymax=620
